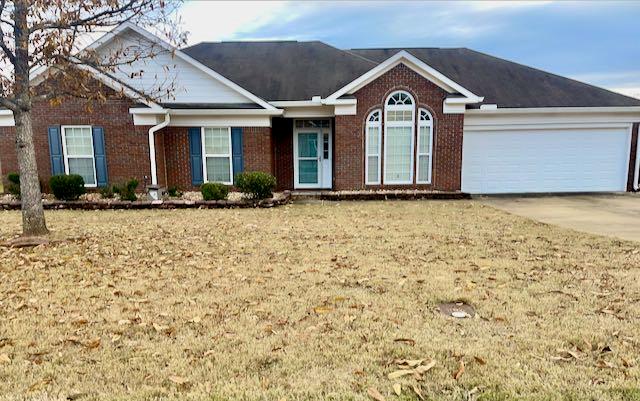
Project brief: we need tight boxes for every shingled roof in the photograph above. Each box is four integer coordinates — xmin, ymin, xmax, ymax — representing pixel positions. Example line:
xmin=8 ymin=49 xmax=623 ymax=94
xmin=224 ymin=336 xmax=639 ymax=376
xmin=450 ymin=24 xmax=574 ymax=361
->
xmin=182 ymin=41 xmax=640 ymax=108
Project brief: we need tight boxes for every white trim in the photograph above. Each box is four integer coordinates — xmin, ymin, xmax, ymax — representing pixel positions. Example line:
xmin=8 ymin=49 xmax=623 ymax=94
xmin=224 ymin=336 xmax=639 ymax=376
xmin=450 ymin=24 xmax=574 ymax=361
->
xmin=466 ymin=106 xmax=640 ymax=115
xmin=128 ymin=108 xmax=282 ymax=116
xmin=201 ymin=126 xmax=234 ymax=186
xmin=270 ymin=100 xmax=322 ymax=107
xmin=148 ymin=113 xmax=170 ymax=186
xmin=416 ymin=108 xmax=434 ymax=184
xmin=383 ymin=90 xmax=415 ymax=185
xmin=60 ymin=125 xmax=98 ymax=188
xmin=465 ymin=122 xmax=633 ymax=132
xmin=326 ymin=50 xmax=483 ymax=104
xmin=365 ymin=109 xmax=382 ymax=185
xmin=0 ymin=109 xmax=15 ymax=127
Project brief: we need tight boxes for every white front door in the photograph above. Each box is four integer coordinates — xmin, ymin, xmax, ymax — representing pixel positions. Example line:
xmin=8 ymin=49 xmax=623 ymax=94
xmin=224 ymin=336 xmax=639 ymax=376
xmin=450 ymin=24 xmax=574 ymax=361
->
xmin=293 ymin=119 xmax=332 ymax=189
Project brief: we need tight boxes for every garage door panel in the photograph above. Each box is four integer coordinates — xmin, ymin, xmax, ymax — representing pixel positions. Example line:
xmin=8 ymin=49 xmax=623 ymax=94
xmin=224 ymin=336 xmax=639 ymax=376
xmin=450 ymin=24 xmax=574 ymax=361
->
xmin=461 ymin=128 xmax=630 ymax=194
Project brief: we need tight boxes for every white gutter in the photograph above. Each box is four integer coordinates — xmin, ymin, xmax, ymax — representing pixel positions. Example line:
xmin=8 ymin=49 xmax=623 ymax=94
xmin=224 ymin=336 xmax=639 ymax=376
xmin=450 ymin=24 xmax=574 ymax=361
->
xmin=130 ymin=108 xmax=282 ymax=116
xmin=148 ymin=113 xmax=170 ymax=186
xmin=466 ymin=106 xmax=640 ymax=114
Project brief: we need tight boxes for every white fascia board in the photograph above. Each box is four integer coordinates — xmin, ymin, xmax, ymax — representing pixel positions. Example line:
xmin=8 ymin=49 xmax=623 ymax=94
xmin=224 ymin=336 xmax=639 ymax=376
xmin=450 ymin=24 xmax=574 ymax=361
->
xmin=129 ymin=107 xmax=282 ymax=116
xmin=0 ymin=109 xmax=15 ymax=127
xmin=325 ymin=50 xmax=483 ymax=103
xmin=466 ymin=106 xmax=640 ymax=114
xmin=270 ymin=100 xmax=323 ymax=107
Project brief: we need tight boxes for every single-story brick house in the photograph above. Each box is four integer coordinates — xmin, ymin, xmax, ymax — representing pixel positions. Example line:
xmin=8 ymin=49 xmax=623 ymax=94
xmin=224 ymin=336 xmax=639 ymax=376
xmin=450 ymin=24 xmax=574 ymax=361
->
xmin=1 ymin=22 xmax=639 ymax=195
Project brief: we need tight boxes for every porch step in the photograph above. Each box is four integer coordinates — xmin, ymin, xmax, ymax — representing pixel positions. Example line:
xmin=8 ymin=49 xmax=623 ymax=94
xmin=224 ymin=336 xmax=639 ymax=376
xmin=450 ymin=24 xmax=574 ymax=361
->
xmin=290 ymin=190 xmax=470 ymax=201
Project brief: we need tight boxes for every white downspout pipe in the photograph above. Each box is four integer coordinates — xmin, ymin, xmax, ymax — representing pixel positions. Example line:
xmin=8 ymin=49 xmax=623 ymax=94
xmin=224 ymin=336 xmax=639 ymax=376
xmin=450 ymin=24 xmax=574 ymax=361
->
xmin=148 ymin=112 xmax=170 ymax=186
xmin=634 ymin=130 xmax=640 ymax=191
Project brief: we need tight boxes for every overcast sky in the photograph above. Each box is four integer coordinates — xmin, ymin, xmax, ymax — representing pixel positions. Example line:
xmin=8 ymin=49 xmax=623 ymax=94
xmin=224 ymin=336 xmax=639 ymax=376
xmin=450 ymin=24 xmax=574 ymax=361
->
xmin=175 ymin=0 xmax=640 ymax=99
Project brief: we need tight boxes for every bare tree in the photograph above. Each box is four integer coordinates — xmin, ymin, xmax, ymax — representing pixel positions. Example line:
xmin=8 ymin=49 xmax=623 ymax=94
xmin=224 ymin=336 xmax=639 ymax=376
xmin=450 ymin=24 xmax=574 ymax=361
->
xmin=0 ymin=0 xmax=183 ymax=237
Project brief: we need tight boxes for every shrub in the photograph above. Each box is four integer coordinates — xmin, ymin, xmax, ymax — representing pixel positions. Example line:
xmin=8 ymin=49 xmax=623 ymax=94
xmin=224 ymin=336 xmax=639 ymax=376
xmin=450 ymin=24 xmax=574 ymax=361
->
xmin=235 ymin=171 xmax=276 ymax=200
xmin=49 ymin=174 xmax=86 ymax=201
xmin=167 ymin=186 xmax=182 ymax=198
xmin=6 ymin=172 xmax=20 ymax=197
xmin=201 ymin=182 xmax=229 ymax=201
xmin=113 ymin=178 xmax=138 ymax=201
xmin=99 ymin=185 xmax=115 ymax=199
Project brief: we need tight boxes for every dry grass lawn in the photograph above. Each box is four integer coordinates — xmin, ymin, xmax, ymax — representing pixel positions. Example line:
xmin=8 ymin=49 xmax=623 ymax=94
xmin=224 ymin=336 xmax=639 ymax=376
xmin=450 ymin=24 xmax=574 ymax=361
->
xmin=0 ymin=201 xmax=639 ymax=401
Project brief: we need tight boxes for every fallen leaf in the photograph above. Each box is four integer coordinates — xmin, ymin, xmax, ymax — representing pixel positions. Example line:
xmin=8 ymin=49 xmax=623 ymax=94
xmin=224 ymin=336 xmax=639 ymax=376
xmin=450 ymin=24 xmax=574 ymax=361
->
xmin=313 ymin=306 xmax=334 ymax=314
xmin=0 ymin=353 xmax=10 ymax=364
xmin=168 ymin=375 xmax=189 ymax=385
xmin=453 ymin=360 xmax=465 ymax=380
xmin=388 ymin=370 xmax=414 ymax=379
xmin=84 ymin=337 xmax=101 ymax=349
xmin=188 ymin=316 xmax=201 ymax=324
xmin=412 ymin=385 xmax=425 ymax=400
xmin=414 ymin=360 xmax=436 ymax=374
xmin=395 ymin=358 xmax=423 ymax=367
xmin=367 ymin=387 xmax=385 ymax=401
xmin=392 ymin=383 xmax=401 ymax=396
xmin=393 ymin=338 xmax=415 ymax=346
xmin=473 ymin=356 xmax=486 ymax=365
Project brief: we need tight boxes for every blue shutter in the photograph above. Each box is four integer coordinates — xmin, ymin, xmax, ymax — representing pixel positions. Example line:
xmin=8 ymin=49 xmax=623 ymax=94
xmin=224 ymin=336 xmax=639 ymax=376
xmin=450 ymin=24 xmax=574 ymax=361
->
xmin=188 ymin=127 xmax=203 ymax=186
xmin=47 ymin=126 xmax=64 ymax=175
xmin=92 ymin=126 xmax=108 ymax=187
xmin=231 ymin=127 xmax=243 ymax=183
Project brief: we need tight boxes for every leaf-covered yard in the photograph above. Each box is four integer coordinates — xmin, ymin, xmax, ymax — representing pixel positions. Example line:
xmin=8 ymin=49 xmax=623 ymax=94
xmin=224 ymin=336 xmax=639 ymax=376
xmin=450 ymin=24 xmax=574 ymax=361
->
xmin=0 ymin=201 xmax=639 ymax=401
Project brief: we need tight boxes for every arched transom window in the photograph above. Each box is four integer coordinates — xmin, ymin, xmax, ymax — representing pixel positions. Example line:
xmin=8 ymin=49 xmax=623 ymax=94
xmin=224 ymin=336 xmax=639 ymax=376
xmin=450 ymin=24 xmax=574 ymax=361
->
xmin=416 ymin=108 xmax=433 ymax=183
xmin=365 ymin=110 xmax=382 ymax=184
xmin=384 ymin=91 xmax=415 ymax=184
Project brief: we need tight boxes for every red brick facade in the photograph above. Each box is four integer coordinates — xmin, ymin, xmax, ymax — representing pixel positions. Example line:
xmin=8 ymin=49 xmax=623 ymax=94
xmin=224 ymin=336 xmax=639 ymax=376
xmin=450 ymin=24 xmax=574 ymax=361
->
xmin=0 ymin=85 xmax=154 ymax=191
xmin=334 ymin=64 xmax=464 ymax=191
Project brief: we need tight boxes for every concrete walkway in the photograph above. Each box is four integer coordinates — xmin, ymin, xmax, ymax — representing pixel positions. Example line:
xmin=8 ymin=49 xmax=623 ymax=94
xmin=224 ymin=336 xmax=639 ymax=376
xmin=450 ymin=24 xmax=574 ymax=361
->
xmin=481 ymin=194 xmax=640 ymax=242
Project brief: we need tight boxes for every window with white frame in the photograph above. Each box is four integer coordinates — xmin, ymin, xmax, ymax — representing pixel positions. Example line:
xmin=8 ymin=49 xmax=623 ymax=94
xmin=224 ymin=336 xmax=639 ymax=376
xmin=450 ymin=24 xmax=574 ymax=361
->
xmin=202 ymin=127 xmax=233 ymax=184
xmin=416 ymin=108 xmax=433 ymax=183
xmin=384 ymin=91 xmax=414 ymax=184
xmin=365 ymin=109 xmax=382 ymax=184
xmin=61 ymin=126 xmax=96 ymax=187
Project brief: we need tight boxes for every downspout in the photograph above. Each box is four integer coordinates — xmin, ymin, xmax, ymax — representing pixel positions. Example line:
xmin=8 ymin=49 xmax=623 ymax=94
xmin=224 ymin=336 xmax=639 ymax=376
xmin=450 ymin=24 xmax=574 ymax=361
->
xmin=634 ymin=129 xmax=640 ymax=191
xmin=148 ymin=112 xmax=170 ymax=186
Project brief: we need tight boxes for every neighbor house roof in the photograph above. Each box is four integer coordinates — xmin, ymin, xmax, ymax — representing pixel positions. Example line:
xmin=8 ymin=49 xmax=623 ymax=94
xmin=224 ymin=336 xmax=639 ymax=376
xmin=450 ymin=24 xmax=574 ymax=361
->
xmin=182 ymin=41 xmax=640 ymax=108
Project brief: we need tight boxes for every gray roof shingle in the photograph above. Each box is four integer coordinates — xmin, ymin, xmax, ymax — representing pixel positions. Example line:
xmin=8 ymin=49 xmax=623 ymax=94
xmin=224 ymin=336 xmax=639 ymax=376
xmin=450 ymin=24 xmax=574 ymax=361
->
xmin=182 ymin=41 xmax=640 ymax=108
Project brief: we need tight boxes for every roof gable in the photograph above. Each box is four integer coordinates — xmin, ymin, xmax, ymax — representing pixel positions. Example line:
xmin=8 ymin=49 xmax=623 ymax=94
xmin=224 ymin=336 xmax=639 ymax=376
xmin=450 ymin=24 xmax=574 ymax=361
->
xmin=325 ymin=50 xmax=483 ymax=104
xmin=350 ymin=48 xmax=640 ymax=108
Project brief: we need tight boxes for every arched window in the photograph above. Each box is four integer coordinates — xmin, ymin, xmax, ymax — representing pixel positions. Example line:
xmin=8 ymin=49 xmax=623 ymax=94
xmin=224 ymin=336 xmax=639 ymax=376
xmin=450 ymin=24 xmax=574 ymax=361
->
xmin=365 ymin=110 xmax=382 ymax=184
xmin=416 ymin=108 xmax=433 ymax=183
xmin=384 ymin=91 xmax=414 ymax=184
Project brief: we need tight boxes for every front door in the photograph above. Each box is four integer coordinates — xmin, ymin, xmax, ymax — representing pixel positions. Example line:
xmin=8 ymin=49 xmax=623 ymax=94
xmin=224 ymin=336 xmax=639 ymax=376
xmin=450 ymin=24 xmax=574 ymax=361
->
xmin=293 ymin=119 xmax=332 ymax=189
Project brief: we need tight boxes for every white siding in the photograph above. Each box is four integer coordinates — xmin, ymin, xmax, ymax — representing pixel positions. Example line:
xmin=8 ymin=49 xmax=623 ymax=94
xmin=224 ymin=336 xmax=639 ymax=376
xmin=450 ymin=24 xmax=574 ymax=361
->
xmin=97 ymin=30 xmax=251 ymax=104
xmin=462 ymin=128 xmax=631 ymax=194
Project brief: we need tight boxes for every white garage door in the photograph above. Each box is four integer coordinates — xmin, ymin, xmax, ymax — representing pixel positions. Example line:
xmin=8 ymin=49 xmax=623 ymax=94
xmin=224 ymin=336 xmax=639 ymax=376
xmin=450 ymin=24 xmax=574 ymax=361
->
xmin=462 ymin=128 xmax=630 ymax=194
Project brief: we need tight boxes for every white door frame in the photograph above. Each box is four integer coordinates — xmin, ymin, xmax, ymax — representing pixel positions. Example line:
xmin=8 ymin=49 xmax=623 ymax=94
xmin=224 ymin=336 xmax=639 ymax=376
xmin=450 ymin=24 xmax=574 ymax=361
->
xmin=293 ymin=119 xmax=333 ymax=189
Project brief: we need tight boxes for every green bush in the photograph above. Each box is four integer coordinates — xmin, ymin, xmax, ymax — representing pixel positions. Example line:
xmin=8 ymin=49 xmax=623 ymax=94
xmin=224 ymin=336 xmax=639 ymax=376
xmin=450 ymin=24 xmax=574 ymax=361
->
xmin=167 ymin=186 xmax=182 ymax=198
xmin=99 ymin=185 xmax=115 ymax=199
xmin=201 ymin=182 xmax=229 ymax=201
xmin=49 ymin=174 xmax=86 ymax=201
xmin=113 ymin=178 xmax=138 ymax=201
xmin=235 ymin=171 xmax=276 ymax=200
xmin=6 ymin=172 xmax=20 ymax=197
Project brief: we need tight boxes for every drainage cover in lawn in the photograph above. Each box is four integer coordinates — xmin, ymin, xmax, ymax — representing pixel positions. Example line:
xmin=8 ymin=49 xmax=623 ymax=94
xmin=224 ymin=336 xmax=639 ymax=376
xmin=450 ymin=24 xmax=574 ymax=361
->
xmin=438 ymin=301 xmax=476 ymax=318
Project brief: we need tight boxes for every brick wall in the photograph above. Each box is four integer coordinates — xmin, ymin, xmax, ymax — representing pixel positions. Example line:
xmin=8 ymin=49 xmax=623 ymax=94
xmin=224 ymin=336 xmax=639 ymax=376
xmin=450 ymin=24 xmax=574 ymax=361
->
xmin=0 ymin=82 xmax=153 ymax=191
xmin=334 ymin=64 xmax=464 ymax=191
xmin=161 ymin=126 xmax=274 ymax=191
xmin=242 ymin=127 xmax=273 ymax=173
xmin=272 ymin=118 xmax=294 ymax=191
xmin=628 ymin=122 xmax=639 ymax=192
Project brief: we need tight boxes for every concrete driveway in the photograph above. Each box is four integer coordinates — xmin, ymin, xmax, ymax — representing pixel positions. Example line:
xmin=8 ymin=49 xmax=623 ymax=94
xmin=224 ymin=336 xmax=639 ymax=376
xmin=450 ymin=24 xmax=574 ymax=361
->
xmin=481 ymin=194 xmax=640 ymax=242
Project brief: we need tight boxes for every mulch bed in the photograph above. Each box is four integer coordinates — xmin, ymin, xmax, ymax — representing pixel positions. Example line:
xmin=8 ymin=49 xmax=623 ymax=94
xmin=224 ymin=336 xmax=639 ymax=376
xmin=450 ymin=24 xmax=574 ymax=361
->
xmin=0 ymin=191 xmax=291 ymax=210
xmin=293 ymin=190 xmax=470 ymax=201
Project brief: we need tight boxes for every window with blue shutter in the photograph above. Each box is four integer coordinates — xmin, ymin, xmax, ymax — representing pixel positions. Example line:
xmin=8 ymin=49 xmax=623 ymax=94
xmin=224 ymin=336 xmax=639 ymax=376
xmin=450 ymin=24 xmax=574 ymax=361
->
xmin=47 ymin=126 xmax=64 ymax=175
xmin=188 ymin=127 xmax=203 ymax=186
xmin=92 ymin=126 xmax=108 ymax=187
xmin=231 ymin=127 xmax=243 ymax=183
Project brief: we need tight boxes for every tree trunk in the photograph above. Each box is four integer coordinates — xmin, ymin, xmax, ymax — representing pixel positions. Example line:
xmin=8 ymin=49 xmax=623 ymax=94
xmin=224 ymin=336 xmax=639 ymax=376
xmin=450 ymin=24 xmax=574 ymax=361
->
xmin=14 ymin=109 xmax=48 ymax=236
